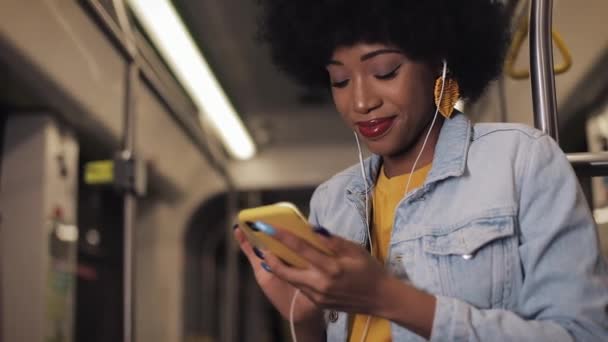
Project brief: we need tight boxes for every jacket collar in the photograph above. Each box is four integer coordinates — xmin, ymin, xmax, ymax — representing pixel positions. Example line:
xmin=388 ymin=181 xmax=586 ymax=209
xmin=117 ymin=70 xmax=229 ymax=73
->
xmin=346 ymin=113 xmax=472 ymax=195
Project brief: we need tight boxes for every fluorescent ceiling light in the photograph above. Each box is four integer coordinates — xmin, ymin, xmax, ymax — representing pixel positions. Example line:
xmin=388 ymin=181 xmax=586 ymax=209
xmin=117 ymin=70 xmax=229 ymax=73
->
xmin=126 ymin=0 xmax=256 ymax=160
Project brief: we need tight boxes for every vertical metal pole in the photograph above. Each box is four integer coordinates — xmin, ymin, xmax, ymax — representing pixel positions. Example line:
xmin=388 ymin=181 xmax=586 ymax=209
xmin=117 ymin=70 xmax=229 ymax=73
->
xmin=530 ymin=0 xmax=560 ymax=141
xmin=111 ymin=0 xmax=139 ymax=340
xmin=122 ymin=62 xmax=138 ymax=342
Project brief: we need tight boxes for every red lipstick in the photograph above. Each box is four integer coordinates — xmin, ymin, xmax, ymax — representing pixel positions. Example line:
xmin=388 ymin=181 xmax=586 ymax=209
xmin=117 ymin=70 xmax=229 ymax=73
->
xmin=356 ymin=117 xmax=396 ymax=138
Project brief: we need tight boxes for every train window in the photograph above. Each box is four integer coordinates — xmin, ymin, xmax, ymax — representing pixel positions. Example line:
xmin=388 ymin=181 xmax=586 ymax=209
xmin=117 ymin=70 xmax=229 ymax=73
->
xmin=75 ymin=157 xmax=124 ymax=342
xmin=183 ymin=188 xmax=314 ymax=342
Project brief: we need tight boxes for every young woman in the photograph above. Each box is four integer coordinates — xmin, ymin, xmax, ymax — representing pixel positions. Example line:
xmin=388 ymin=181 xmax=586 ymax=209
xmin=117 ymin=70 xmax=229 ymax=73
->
xmin=234 ymin=1 xmax=608 ymax=341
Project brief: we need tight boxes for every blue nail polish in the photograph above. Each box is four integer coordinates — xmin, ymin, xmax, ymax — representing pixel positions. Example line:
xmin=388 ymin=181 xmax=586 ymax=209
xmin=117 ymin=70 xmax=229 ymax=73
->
xmin=253 ymin=247 xmax=265 ymax=260
xmin=253 ymin=221 xmax=276 ymax=236
xmin=246 ymin=221 xmax=258 ymax=231
xmin=261 ymin=262 xmax=272 ymax=273
xmin=313 ymin=226 xmax=332 ymax=237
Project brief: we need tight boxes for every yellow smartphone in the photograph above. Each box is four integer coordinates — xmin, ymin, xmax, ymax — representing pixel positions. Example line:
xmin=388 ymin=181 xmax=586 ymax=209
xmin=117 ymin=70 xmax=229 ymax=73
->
xmin=237 ymin=202 xmax=332 ymax=268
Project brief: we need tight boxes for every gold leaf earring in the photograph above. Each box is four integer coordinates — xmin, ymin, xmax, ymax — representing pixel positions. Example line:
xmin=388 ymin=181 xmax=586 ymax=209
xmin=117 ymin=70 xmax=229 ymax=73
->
xmin=434 ymin=75 xmax=460 ymax=119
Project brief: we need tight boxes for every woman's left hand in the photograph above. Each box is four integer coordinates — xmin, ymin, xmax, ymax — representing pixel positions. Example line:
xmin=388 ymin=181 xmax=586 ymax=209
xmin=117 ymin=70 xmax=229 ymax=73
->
xmin=260 ymin=226 xmax=397 ymax=316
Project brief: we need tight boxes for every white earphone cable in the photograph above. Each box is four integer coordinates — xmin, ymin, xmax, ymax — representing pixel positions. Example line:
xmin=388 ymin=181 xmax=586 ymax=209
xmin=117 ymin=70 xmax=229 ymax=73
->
xmin=354 ymin=131 xmax=374 ymax=342
xmin=354 ymin=132 xmax=373 ymax=254
xmin=289 ymin=289 xmax=301 ymax=342
xmin=360 ymin=316 xmax=372 ymax=342
xmin=403 ymin=60 xmax=447 ymax=196
xmin=289 ymin=60 xmax=449 ymax=342
xmin=358 ymin=60 xmax=448 ymax=342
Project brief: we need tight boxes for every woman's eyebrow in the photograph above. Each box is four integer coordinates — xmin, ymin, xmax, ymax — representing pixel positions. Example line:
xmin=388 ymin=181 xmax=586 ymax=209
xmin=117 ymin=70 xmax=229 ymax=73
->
xmin=360 ymin=48 xmax=402 ymax=61
xmin=326 ymin=48 xmax=402 ymax=66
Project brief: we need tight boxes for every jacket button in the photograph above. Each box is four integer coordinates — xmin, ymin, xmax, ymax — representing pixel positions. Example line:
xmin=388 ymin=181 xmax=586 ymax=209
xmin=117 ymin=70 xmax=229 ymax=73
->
xmin=328 ymin=310 xmax=339 ymax=323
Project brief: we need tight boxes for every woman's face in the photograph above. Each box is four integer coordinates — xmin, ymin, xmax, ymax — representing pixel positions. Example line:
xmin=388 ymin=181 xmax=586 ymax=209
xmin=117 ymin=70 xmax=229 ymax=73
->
xmin=326 ymin=43 xmax=437 ymax=158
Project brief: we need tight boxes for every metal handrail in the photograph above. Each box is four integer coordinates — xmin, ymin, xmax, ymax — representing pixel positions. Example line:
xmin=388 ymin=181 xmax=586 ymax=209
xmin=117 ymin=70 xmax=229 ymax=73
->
xmin=567 ymin=153 xmax=608 ymax=177
xmin=530 ymin=0 xmax=559 ymax=141
xmin=530 ymin=0 xmax=608 ymax=176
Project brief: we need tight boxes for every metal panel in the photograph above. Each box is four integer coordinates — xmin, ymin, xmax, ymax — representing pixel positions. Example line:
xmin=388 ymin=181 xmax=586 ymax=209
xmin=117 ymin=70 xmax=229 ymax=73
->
xmin=0 ymin=115 xmax=79 ymax=342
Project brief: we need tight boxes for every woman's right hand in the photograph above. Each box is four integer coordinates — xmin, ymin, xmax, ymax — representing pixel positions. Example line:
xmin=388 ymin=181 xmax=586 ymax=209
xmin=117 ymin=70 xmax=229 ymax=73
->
xmin=234 ymin=226 xmax=324 ymax=328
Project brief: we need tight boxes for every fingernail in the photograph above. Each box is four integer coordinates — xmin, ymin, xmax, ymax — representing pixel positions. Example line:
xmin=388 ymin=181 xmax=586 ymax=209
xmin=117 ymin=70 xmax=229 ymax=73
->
xmin=261 ymin=262 xmax=272 ymax=273
xmin=253 ymin=247 xmax=265 ymax=260
xmin=232 ymin=224 xmax=239 ymax=230
xmin=313 ymin=226 xmax=332 ymax=237
xmin=253 ymin=221 xmax=276 ymax=236
xmin=246 ymin=221 xmax=257 ymax=231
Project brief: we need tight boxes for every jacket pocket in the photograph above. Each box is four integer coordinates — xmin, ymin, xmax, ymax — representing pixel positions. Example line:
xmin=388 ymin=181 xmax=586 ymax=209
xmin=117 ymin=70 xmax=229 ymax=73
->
xmin=422 ymin=215 xmax=514 ymax=257
xmin=422 ymin=214 xmax=517 ymax=309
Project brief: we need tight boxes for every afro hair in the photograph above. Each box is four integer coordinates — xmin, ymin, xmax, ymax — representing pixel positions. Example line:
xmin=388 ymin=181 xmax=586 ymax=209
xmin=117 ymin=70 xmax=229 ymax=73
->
xmin=257 ymin=0 xmax=511 ymax=101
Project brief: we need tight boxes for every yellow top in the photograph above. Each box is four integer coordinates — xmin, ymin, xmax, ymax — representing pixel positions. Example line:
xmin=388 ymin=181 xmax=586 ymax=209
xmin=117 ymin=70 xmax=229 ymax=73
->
xmin=349 ymin=163 xmax=432 ymax=342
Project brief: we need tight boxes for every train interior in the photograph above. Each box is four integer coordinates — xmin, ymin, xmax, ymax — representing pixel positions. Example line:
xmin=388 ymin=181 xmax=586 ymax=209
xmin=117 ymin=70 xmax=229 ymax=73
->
xmin=1 ymin=0 xmax=607 ymax=341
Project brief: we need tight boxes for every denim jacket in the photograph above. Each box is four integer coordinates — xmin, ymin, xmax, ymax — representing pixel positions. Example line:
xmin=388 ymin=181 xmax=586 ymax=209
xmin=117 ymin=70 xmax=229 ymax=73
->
xmin=309 ymin=114 xmax=608 ymax=341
